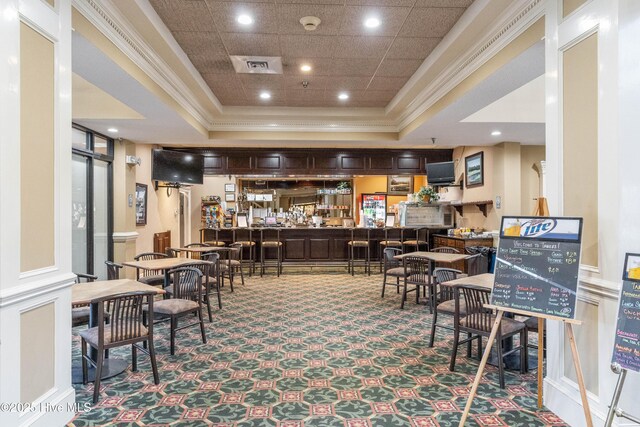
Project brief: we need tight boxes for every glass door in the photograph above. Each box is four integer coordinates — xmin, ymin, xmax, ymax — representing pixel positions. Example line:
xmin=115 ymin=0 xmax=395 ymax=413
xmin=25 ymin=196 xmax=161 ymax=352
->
xmin=71 ymin=125 xmax=113 ymax=279
xmin=72 ymin=154 xmax=88 ymax=275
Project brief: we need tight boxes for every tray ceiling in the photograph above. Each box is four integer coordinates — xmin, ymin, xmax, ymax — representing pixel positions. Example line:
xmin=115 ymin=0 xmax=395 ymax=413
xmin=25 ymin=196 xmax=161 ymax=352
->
xmin=149 ymin=0 xmax=473 ymax=108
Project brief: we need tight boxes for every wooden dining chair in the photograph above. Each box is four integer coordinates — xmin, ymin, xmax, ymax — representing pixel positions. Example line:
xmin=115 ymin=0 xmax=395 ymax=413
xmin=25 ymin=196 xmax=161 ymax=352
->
xmin=165 ymin=258 xmax=218 ymax=322
xmin=401 ymin=256 xmax=427 ymax=310
xmin=80 ymin=291 xmax=159 ymax=403
xmin=381 ymin=248 xmax=409 ymax=299
xmin=104 ymin=261 xmax=123 ymax=280
xmin=431 ymin=246 xmax=459 ymax=253
xmin=72 ymin=273 xmax=98 ymax=327
xmin=133 ymin=252 xmax=168 ymax=287
xmin=429 ymin=268 xmax=473 ymax=353
xmin=202 ymin=252 xmax=223 ymax=310
xmin=145 ymin=267 xmax=206 ymax=355
xmin=222 ymin=243 xmax=245 ymax=290
xmin=451 ymin=284 xmax=528 ymax=388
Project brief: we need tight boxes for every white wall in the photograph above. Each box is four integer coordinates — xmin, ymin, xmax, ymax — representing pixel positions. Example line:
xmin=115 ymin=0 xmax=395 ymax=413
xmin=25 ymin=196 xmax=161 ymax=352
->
xmin=544 ymin=0 xmax=640 ymax=425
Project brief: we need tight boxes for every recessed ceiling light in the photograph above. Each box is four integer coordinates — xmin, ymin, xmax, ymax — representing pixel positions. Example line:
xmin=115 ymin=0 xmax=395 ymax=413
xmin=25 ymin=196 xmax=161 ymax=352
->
xmin=338 ymin=92 xmax=349 ymax=100
xmin=237 ymin=14 xmax=253 ymax=25
xmin=364 ymin=17 xmax=381 ymax=28
xmin=260 ymin=92 xmax=271 ymax=100
xmin=300 ymin=64 xmax=312 ymax=72
xmin=491 ymin=130 xmax=502 ymax=136
xmin=107 ymin=128 xmax=118 ymax=133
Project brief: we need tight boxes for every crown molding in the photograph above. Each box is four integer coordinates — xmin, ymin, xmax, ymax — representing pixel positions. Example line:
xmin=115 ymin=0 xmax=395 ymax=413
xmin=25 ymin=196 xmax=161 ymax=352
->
xmin=74 ymin=0 xmax=543 ymax=136
xmin=395 ymin=0 xmax=545 ymax=130
xmin=72 ymin=0 xmax=217 ymax=127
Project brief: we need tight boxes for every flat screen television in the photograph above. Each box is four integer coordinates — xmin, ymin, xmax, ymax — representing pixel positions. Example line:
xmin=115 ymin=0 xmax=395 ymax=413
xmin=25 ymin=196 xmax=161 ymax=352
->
xmin=426 ymin=161 xmax=455 ymax=186
xmin=152 ymin=149 xmax=204 ymax=185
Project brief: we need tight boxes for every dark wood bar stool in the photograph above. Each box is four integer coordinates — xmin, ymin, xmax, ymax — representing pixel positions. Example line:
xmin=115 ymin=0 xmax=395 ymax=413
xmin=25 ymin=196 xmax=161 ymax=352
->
xmin=348 ymin=228 xmax=371 ymax=276
xmin=379 ymin=227 xmax=403 ymax=272
xmin=233 ymin=228 xmax=256 ymax=275
xmin=260 ymin=228 xmax=283 ymax=277
xmin=403 ymin=227 xmax=429 ymax=253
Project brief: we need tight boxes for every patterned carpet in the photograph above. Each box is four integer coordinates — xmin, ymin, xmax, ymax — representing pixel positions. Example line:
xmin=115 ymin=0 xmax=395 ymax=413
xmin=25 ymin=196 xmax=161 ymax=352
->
xmin=70 ymin=272 xmax=567 ymax=427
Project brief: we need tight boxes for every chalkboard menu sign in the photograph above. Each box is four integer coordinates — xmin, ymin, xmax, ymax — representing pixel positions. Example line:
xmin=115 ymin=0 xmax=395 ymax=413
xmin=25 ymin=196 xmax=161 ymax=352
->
xmin=611 ymin=253 xmax=640 ymax=372
xmin=490 ymin=216 xmax=583 ymax=319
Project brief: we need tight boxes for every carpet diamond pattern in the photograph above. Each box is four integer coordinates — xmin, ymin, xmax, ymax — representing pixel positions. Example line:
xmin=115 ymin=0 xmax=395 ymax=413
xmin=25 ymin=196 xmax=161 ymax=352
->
xmin=69 ymin=273 xmax=566 ymax=426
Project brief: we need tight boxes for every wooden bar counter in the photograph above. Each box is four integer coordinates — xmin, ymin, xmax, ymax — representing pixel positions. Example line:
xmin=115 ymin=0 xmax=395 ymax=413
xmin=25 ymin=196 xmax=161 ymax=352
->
xmin=201 ymin=227 xmax=448 ymax=266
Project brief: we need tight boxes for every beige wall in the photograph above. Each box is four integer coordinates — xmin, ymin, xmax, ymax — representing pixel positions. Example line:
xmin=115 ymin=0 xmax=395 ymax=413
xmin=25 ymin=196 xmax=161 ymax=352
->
xmin=520 ymin=145 xmax=544 ymax=215
xmin=20 ymin=23 xmax=55 ymax=272
xmin=452 ymin=143 xmax=544 ymax=230
xmin=21 ymin=303 xmax=55 ymax=402
xmin=563 ymin=34 xmax=598 ymax=267
xmin=113 ymin=140 xmax=138 ymax=276
xmin=563 ymin=0 xmax=587 ymax=17
xmin=135 ymin=145 xmax=180 ymax=253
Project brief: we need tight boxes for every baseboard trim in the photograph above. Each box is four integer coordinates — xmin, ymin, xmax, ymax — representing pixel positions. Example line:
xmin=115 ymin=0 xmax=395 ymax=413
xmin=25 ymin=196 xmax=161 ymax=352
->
xmin=545 ymin=377 xmax=606 ymax=427
xmin=20 ymin=386 xmax=75 ymax=427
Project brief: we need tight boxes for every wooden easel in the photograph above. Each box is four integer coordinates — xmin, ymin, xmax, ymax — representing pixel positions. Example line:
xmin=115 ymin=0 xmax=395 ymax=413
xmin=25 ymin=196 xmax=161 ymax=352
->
xmin=532 ymin=197 xmax=550 ymax=408
xmin=458 ymin=305 xmax=593 ymax=427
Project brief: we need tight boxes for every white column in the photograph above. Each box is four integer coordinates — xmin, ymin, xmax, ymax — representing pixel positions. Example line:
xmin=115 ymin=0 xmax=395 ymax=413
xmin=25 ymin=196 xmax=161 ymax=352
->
xmin=0 ymin=0 xmax=75 ymax=425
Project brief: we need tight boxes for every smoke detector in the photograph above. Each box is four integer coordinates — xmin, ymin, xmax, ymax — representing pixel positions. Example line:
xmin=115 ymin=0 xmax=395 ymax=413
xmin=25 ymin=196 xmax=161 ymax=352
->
xmin=300 ymin=16 xmax=321 ymax=31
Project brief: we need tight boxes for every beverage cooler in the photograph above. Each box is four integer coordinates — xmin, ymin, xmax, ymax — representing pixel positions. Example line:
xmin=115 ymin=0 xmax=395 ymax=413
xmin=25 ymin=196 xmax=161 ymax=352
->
xmin=361 ymin=194 xmax=387 ymax=225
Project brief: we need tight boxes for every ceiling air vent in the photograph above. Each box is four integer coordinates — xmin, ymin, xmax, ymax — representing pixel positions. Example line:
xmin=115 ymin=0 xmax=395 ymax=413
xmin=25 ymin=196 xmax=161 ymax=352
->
xmin=230 ymin=56 xmax=283 ymax=74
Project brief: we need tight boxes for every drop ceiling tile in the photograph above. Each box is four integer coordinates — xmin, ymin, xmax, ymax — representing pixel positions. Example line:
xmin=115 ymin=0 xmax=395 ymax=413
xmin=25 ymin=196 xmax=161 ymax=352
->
xmin=281 ymin=58 xmax=334 ymax=76
xmin=238 ymin=74 xmax=285 ymax=90
xmin=386 ymin=37 xmax=441 ymax=59
xmin=328 ymin=58 xmax=380 ymax=76
xmin=276 ymin=4 xmax=343 ymax=35
xmin=283 ymin=76 xmax=328 ymax=90
xmin=276 ymin=0 xmax=344 ymax=4
xmin=399 ymin=7 xmax=466 ymax=38
xmin=286 ymin=98 xmax=333 ymax=107
xmin=279 ymin=35 xmax=336 ymax=58
xmin=150 ymin=0 xmax=216 ymax=32
xmin=244 ymin=88 xmax=287 ymax=106
xmin=332 ymin=36 xmax=393 ymax=59
xmin=202 ymin=73 xmax=245 ymax=93
xmin=220 ymin=33 xmax=282 ymax=56
xmin=375 ymin=58 xmax=422 ymax=77
xmin=327 ymin=76 xmax=371 ymax=90
xmin=345 ymin=0 xmax=416 ymax=6
xmin=367 ymin=76 xmax=409 ymax=91
xmin=361 ymin=90 xmax=396 ymax=102
xmin=189 ymin=53 xmax=236 ymax=74
xmin=172 ymin=31 xmax=226 ymax=55
xmin=285 ymin=89 xmax=327 ymax=103
xmin=338 ymin=6 xmax=411 ymax=37
xmin=324 ymin=89 xmax=365 ymax=102
xmin=413 ymin=0 xmax=473 ymax=7
xmin=205 ymin=1 xmax=280 ymax=34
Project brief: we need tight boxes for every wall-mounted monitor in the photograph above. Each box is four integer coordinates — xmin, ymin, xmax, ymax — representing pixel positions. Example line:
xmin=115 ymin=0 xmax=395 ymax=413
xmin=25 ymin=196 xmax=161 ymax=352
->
xmin=152 ymin=149 xmax=204 ymax=185
xmin=426 ymin=161 xmax=455 ymax=186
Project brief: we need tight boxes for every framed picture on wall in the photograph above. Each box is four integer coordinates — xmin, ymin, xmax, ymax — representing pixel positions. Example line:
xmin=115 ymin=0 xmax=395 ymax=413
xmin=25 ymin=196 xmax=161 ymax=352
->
xmin=135 ymin=183 xmax=147 ymax=226
xmin=225 ymin=193 xmax=236 ymax=202
xmin=465 ymin=152 xmax=484 ymax=188
xmin=225 ymin=183 xmax=236 ymax=192
xmin=387 ymin=175 xmax=413 ymax=195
